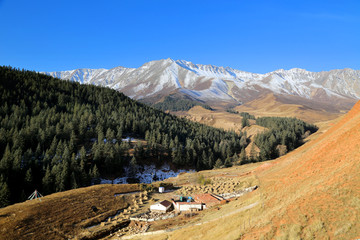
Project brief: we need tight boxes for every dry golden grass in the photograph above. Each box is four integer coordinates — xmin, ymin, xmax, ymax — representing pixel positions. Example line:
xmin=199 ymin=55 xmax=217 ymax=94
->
xmin=139 ymin=101 xmax=360 ymax=240
xmin=242 ymin=125 xmax=267 ymax=140
xmin=175 ymin=94 xmax=340 ymax=135
xmin=0 ymin=184 xmax=139 ymax=240
xmin=234 ymin=93 xmax=342 ymax=124
xmin=175 ymin=106 xmax=245 ymax=133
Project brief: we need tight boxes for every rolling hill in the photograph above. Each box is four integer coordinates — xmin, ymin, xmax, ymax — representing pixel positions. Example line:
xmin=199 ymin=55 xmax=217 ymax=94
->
xmin=0 ymin=66 xmax=246 ymax=207
xmin=1 ymin=101 xmax=359 ymax=239
xmin=234 ymin=93 xmax=343 ymax=123
xmin=138 ymin=102 xmax=360 ymax=239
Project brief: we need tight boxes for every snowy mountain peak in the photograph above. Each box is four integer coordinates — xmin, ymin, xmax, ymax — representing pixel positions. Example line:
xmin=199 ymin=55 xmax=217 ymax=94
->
xmin=44 ymin=59 xmax=360 ymax=106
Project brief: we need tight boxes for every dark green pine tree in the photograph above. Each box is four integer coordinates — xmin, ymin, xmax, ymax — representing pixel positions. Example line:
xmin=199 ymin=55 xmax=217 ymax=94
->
xmin=42 ymin=166 xmax=53 ymax=194
xmin=214 ymin=158 xmax=223 ymax=169
xmin=239 ymin=148 xmax=247 ymax=165
xmin=0 ymin=181 xmax=10 ymax=208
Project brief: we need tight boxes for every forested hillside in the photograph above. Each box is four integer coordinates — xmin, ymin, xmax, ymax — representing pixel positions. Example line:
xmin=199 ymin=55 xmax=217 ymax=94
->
xmin=254 ymin=117 xmax=318 ymax=160
xmin=226 ymin=111 xmax=318 ymax=163
xmin=0 ymin=67 xmax=246 ymax=207
xmin=153 ymin=95 xmax=212 ymax=111
xmin=0 ymin=67 xmax=318 ymax=208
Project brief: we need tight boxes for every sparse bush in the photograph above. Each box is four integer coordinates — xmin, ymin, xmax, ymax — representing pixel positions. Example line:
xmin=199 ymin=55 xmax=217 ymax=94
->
xmin=139 ymin=183 xmax=156 ymax=192
xmin=159 ymin=182 xmax=173 ymax=189
xmin=197 ymin=174 xmax=211 ymax=185
xmin=303 ymin=219 xmax=327 ymax=239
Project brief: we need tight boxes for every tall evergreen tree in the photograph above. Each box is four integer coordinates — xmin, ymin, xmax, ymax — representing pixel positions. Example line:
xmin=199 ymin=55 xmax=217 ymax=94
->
xmin=0 ymin=181 xmax=10 ymax=208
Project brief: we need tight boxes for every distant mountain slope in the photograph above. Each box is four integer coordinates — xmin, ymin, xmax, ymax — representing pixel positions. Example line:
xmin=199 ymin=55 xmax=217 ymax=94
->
xmin=158 ymin=102 xmax=360 ymax=240
xmin=234 ymin=93 xmax=343 ymax=123
xmin=45 ymin=59 xmax=360 ymax=110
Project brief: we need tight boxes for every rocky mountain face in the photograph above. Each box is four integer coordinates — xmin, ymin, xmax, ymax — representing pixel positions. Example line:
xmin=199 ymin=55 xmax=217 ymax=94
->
xmin=44 ymin=59 xmax=360 ymax=109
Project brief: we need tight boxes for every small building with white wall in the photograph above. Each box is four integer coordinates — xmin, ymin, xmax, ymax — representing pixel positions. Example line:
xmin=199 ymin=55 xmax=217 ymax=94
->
xmin=172 ymin=201 xmax=203 ymax=212
xmin=150 ymin=200 xmax=172 ymax=213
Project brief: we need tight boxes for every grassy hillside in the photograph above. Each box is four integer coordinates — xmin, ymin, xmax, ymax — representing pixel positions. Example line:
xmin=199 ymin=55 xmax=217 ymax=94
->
xmin=234 ymin=93 xmax=343 ymax=124
xmin=0 ymin=66 xmax=246 ymax=206
xmin=0 ymin=184 xmax=139 ymax=240
xmin=143 ymin=102 xmax=360 ymax=239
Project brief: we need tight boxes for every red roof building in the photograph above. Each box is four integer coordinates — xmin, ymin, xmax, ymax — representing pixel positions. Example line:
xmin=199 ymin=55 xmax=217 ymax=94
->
xmin=193 ymin=193 xmax=221 ymax=207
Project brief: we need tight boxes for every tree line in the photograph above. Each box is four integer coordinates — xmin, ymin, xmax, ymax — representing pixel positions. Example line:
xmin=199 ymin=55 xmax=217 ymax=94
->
xmin=0 ymin=66 xmax=247 ymax=207
xmin=226 ymin=109 xmax=318 ymax=163
xmin=253 ymin=117 xmax=318 ymax=161
xmin=153 ymin=95 xmax=212 ymax=111
xmin=226 ymin=109 xmax=255 ymax=128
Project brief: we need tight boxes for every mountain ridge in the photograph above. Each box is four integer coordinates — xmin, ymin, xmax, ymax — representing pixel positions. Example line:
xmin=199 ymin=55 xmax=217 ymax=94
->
xmin=44 ymin=59 xmax=360 ymax=110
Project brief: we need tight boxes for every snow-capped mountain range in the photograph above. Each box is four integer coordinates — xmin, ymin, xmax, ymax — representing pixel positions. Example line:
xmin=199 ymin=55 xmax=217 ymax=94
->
xmin=44 ymin=59 xmax=360 ymax=108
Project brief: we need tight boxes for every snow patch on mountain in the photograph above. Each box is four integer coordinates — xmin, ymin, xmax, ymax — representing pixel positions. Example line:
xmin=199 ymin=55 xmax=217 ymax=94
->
xmin=43 ymin=59 xmax=360 ymax=104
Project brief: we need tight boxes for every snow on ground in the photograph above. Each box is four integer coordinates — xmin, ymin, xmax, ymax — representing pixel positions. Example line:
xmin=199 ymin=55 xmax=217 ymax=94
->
xmin=121 ymin=137 xmax=137 ymax=142
xmin=100 ymin=163 xmax=195 ymax=184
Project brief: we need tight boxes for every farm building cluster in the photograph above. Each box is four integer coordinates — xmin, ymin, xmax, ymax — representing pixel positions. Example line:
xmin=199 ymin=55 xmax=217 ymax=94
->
xmin=149 ymin=193 xmax=221 ymax=213
xmin=130 ymin=185 xmax=258 ymax=222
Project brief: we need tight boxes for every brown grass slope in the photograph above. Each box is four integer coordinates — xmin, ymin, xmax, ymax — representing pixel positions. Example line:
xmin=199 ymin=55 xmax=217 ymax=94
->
xmin=0 ymin=184 xmax=139 ymax=240
xmin=147 ymin=101 xmax=360 ymax=240
xmin=175 ymin=106 xmax=245 ymax=133
xmin=234 ymin=93 xmax=344 ymax=123
xmin=249 ymin=100 xmax=360 ymax=239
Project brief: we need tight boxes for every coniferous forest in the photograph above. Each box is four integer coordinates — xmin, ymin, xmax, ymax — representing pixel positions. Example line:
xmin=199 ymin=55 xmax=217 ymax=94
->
xmin=254 ymin=117 xmax=318 ymax=160
xmin=0 ymin=66 xmax=317 ymax=207
xmin=0 ymin=66 xmax=246 ymax=207
xmin=153 ymin=95 xmax=212 ymax=111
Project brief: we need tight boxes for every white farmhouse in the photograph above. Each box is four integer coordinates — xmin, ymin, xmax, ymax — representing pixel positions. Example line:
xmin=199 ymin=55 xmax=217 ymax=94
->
xmin=150 ymin=200 xmax=172 ymax=213
xmin=173 ymin=201 xmax=203 ymax=212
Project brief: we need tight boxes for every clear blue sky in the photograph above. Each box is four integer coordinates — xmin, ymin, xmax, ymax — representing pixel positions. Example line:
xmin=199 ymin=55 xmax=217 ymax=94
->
xmin=0 ymin=0 xmax=359 ymax=73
